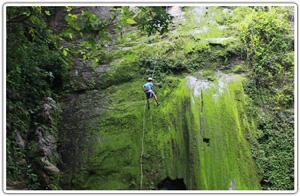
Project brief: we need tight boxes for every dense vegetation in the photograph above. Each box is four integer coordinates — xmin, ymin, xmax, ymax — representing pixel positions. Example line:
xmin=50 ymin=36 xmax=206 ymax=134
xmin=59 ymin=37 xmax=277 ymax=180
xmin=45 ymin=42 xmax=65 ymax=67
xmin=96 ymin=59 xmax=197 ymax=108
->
xmin=216 ymin=6 xmax=294 ymax=190
xmin=241 ymin=7 xmax=294 ymax=190
xmin=6 ymin=6 xmax=173 ymax=190
xmin=6 ymin=7 xmax=67 ymax=190
xmin=6 ymin=6 xmax=294 ymax=191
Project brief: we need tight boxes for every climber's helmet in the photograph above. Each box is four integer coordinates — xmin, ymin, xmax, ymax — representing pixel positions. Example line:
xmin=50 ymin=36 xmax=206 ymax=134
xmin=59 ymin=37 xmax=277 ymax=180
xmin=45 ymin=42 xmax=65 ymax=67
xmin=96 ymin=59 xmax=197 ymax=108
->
xmin=148 ymin=77 xmax=153 ymax=82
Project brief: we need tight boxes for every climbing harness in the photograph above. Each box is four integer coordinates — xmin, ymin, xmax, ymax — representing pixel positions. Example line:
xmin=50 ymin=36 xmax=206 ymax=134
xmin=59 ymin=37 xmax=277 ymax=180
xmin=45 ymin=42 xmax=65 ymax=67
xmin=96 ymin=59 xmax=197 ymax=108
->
xmin=146 ymin=90 xmax=153 ymax=98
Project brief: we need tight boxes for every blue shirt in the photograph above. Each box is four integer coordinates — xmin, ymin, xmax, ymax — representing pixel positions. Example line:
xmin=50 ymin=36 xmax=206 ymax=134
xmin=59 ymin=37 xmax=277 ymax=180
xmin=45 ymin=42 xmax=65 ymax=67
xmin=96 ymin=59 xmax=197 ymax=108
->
xmin=143 ymin=82 xmax=153 ymax=93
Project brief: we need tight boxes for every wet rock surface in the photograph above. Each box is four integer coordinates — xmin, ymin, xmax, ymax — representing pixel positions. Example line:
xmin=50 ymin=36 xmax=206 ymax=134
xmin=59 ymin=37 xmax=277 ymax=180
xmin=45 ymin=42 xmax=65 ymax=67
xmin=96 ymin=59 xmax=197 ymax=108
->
xmin=186 ymin=72 xmax=241 ymax=99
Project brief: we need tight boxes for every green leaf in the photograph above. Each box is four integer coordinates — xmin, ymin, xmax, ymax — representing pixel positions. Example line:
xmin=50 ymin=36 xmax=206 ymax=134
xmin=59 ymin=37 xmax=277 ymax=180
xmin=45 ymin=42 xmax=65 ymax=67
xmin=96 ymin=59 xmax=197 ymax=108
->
xmin=102 ymin=35 xmax=112 ymax=41
xmin=29 ymin=28 xmax=36 ymax=40
xmin=91 ymin=41 xmax=96 ymax=51
xmin=68 ymin=33 xmax=73 ymax=39
xmin=45 ymin=10 xmax=51 ymax=16
xmin=66 ymin=6 xmax=72 ymax=12
xmin=112 ymin=8 xmax=123 ymax=11
xmin=63 ymin=49 xmax=67 ymax=56
xmin=110 ymin=14 xmax=116 ymax=19
xmin=127 ymin=18 xmax=136 ymax=24
xmin=23 ymin=11 xmax=30 ymax=17
xmin=92 ymin=63 xmax=99 ymax=70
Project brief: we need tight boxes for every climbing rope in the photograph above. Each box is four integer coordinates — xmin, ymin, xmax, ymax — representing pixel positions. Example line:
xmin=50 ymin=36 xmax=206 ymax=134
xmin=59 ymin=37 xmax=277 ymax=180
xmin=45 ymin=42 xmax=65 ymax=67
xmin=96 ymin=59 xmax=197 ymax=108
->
xmin=140 ymin=99 xmax=147 ymax=190
xmin=140 ymin=35 xmax=162 ymax=190
xmin=151 ymin=51 xmax=158 ymax=79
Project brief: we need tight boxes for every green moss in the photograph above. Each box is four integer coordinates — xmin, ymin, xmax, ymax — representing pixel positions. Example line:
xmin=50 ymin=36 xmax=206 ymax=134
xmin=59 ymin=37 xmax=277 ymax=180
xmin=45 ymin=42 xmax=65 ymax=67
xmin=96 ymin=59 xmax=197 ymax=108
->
xmin=203 ymin=70 xmax=216 ymax=78
xmin=58 ymin=5 xmax=268 ymax=190
xmin=72 ymin=74 xmax=261 ymax=190
xmin=233 ymin=65 xmax=245 ymax=73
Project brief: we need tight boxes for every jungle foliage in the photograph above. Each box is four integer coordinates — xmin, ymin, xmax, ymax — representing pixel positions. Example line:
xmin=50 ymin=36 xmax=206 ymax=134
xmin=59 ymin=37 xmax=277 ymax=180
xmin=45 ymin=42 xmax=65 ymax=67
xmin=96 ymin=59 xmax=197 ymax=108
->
xmin=213 ymin=6 xmax=294 ymax=190
xmin=134 ymin=7 xmax=174 ymax=36
xmin=5 ymin=5 xmax=295 ymax=191
xmin=240 ymin=7 xmax=294 ymax=190
xmin=200 ymin=6 xmax=294 ymax=190
xmin=241 ymin=7 xmax=294 ymax=109
xmin=7 ymin=7 xmax=66 ymax=189
xmin=6 ymin=6 xmax=173 ymax=190
xmin=243 ymin=80 xmax=294 ymax=190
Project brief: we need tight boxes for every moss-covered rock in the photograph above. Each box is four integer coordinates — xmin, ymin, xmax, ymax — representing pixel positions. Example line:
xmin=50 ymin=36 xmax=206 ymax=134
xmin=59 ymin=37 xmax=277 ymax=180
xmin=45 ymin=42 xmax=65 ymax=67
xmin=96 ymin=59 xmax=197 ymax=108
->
xmin=59 ymin=73 xmax=261 ymax=190
xmin=56 ymin=6 xmax=272 ymax=191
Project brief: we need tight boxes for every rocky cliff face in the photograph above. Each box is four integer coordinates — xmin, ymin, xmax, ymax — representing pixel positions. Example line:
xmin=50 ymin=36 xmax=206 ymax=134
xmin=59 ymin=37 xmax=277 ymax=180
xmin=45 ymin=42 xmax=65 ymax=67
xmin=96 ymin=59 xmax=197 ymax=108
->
xmin=26 ymin=97 xmax=61 ymax=189
xmin=56 ymin=6 xmax=262 ymax=190
xmin=6 ymin=97 xmax=61 ymax=190
xmin=6 ymin=5 xmax=294 ymax=191
xmin=58 ymin=72 xmax=261 ymax=190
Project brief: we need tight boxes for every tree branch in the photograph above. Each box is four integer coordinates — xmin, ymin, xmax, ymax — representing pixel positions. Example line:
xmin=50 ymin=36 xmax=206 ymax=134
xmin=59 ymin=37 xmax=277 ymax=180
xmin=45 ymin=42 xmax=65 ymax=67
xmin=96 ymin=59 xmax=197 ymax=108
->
xmin=21 ymin=21 xmax=72 ymax=65
xmin=7 ymin=7 xmax=33 ymax=23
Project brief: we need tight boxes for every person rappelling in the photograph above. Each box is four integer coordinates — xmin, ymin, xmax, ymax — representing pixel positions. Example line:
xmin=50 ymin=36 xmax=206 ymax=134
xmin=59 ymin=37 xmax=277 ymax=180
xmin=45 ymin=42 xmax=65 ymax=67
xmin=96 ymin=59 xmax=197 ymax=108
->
xmin=142 ymin=77 xmax=160 ymax=109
